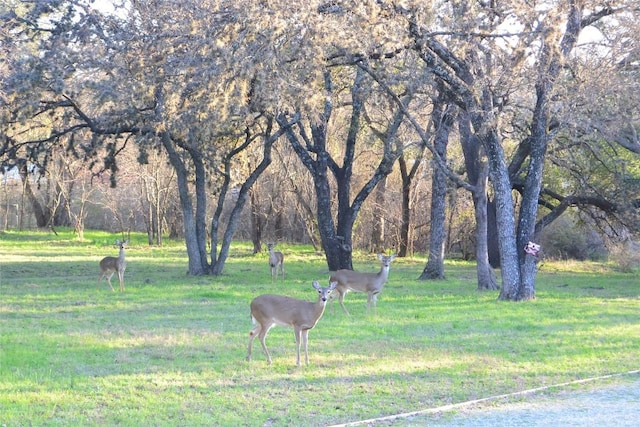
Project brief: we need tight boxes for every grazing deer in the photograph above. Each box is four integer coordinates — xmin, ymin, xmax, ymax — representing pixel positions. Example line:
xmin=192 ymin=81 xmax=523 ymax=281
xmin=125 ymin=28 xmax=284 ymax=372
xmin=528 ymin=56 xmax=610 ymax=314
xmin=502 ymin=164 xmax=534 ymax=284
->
xmin=266 ymin=242 xmax=284 ymax=281
xmin=247 ymin=280 xmax=337 ymax=366
xmin=330 ymin=253 xmax=396 ymax=315
xmin=97 ymin=240 xmax=128 ymax=292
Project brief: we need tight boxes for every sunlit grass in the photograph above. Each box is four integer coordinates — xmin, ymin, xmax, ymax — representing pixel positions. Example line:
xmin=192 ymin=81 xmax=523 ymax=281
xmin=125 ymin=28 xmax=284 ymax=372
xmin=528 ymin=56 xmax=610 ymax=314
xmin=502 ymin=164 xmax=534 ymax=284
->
xmin=1 ymin=229 xmax=639 ymax=425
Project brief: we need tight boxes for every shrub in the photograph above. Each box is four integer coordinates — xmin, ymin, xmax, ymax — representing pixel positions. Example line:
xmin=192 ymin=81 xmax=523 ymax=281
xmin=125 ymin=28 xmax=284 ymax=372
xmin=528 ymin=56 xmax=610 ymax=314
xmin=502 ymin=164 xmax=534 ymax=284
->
xmin=608 ymin=240 xmax=640 ymax=273
xmin=539 ymin=215 xmax=608 ymax=261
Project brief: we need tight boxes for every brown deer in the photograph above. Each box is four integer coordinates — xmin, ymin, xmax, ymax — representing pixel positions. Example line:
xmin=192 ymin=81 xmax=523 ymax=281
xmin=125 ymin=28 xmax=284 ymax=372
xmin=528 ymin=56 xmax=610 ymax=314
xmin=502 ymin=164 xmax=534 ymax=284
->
xmin=266 ymin=242 xmax=284 ymax=281
xmin=247 ymin=280 xmax=337 ymax=366
xmin=97 ymin=240 xmax=128 ymax=292
xmin=329 ymin=254 xmax=396 ymax=315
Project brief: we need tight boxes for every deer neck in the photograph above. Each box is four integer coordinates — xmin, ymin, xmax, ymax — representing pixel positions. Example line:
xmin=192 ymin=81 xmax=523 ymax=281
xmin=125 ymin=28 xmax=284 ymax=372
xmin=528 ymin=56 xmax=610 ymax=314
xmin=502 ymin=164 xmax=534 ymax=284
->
xmin=378 ymin=266 xmax=390 ymax=281
xmin=311 ymin=298 xmax=328 ymax=321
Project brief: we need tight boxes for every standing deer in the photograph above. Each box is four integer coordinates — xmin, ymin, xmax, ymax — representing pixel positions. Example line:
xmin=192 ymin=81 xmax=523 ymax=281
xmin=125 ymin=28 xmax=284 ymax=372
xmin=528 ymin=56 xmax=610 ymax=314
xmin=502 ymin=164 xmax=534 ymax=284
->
xmin=266 ymin=242 xmax=284 ymax=281
xmin=97 ymin=239 xmax=128 ymax=292
xmin=247 ymin=280 xmax=337 ymax=366
xmin=329 ymin=253 xmax=396 ymax=315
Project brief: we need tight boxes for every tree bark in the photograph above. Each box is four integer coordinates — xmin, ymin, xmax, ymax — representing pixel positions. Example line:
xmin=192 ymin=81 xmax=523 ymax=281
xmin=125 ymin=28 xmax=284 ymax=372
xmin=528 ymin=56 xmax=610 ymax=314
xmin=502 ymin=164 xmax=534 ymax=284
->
xmin=473 ymin=165 xmax=498 ymax=290
xmin=278 ymin=69 xmax=402 ymax=271
xmin=371 ymin=176 xmax=387 ymax=254
xmin=209 ymin=118 xmax=290 ymax=275
xmin=18 ymin=162 xmax=49 ymax=228
xmin=419 ymin=102 xmax=455 ymax=280
xmin=161 ymin=132 xmax=206 ymax=275
xmin=483 ymin=127 xmax=522 ymax=298
xmin=458 ymin=112 xmax=498 ymax=290
xmin=398 ymin=158 xmax=412 ymax=257
xmin=249 ymin=187 xmax=263 ymax=254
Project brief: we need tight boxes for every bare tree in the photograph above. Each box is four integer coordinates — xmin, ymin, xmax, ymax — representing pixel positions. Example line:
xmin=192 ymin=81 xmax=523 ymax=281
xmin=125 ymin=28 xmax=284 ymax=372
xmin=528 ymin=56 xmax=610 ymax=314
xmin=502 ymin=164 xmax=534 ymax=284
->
xmin=405 ymin=1 xmax=625 ymax=299
xmin=419 ymin=100 xmax=456 ymax=280
xmin=1 ymin=1 xmax=296 ymax=274
xmin=277 ymin=68 xmax=404 ymax=271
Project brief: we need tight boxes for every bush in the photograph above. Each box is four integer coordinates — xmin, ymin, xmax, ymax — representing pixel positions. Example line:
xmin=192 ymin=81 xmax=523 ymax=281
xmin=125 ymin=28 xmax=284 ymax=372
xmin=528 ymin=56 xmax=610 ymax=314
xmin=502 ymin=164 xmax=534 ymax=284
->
xmin=608 ymin=240 xmax=640 ymax=273
xmin=539 ymin=216 xmax=608 ymax=261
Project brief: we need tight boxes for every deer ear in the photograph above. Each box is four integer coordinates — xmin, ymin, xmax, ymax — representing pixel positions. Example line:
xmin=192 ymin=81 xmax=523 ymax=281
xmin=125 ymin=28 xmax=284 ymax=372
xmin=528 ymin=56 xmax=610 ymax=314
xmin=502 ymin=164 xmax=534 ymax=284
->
xmin=329 ymin=281 xmax=338 ymax=290
xmin=312 ymin=280 xmax=321 ymax=290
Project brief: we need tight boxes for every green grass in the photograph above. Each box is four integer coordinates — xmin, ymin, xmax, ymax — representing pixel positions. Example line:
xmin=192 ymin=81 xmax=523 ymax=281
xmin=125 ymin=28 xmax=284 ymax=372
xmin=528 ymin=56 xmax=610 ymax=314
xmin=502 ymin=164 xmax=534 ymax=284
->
xmin=1 ymin=229 xmax=639 ymax=426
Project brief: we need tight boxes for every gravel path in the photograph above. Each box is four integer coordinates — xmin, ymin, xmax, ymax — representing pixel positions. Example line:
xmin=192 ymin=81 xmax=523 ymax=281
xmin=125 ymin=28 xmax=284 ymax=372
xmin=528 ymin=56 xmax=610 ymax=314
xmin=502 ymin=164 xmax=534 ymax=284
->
xmin=420 ymin=376 xmax=640 ymax=427
xmin=331 ymin=372 xmax=640 ymax=427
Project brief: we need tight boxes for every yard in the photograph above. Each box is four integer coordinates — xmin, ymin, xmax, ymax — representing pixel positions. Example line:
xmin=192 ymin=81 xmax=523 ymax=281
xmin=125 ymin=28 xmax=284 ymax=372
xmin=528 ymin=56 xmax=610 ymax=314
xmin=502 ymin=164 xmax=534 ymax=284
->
xmin=1 ymin=230 xmax=638 ymax=425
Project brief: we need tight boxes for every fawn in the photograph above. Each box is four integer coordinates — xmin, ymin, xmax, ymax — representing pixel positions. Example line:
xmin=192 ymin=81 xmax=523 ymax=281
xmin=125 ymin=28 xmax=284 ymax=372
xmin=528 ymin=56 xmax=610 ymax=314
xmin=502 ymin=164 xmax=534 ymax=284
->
xmin=97 ymin=239 xmax=128 ymax=292
xmin=247 ymin=280 xmax=337 ymax=366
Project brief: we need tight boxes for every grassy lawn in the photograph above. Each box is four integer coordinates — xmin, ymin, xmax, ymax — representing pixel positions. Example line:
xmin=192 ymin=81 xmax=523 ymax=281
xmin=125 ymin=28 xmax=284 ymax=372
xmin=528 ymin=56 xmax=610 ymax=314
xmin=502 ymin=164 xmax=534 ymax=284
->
xmin=1 ymin=229 xmax=639 ymax=426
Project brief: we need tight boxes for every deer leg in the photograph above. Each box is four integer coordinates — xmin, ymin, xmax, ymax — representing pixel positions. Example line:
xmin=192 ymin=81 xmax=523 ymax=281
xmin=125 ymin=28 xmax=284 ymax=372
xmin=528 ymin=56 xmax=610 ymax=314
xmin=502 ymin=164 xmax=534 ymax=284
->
xmin=301 ymin=329 xmax=310 ymax=365
xmin=258 ymin=325 xmax=273 ymax=364
xmin=118 ymin=271 xmax=124 ymax=292
xmin=339 ymin=291 xmax=351 ymax=316
xmin=328 ymin=291 xmax=337 ymax=314
xmin=367 ymin=292 xmax=379 ymax=315
xmin=247 ymin=324 xmax=261 ymax=362
xmin=294 ymin=327 xmax=303 ymax=367
xmin=106 ymin=272 xmax=115 ymax=292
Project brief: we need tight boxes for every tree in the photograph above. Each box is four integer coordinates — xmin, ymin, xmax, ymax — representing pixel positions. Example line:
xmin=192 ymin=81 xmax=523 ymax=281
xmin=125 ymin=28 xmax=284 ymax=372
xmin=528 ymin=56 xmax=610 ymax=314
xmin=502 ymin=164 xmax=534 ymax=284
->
xmin=405 ymin=1 xmax=626 ymax=300
xmin=3 ymin=0 xmax=637 ymax=279
xmin=458 ymin=112 xmax=498 ymax=290
xmin=207 ymin=119 xmax=295 ymax=275
xmin=277 ymin=68 xmax=405 ymax=271
xmin=368 ymin=98 xmax=421 ymax=257
xmin=419 ymin=99 xmax=456 ymax=280
xmin=1 ymin=1 xmax=295 ymax=275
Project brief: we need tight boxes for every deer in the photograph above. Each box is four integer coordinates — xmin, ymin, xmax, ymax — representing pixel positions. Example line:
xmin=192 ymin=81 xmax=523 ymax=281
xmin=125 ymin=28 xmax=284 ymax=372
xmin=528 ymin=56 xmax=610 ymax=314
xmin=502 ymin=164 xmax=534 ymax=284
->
xmin=329 ymin=253 xmax=397 ymax=315
xmin=266 ymin=242 xmax=284 ymax=281
xmin=97 ymin=239 xmax=128 ymax=292
xmin=246 ymin=280 xmax=337 ymax=366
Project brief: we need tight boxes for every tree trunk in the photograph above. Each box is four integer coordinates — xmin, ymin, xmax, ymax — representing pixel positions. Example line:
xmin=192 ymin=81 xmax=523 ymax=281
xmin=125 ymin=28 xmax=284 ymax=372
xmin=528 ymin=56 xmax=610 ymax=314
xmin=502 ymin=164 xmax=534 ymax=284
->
xmin=398 ymin=157 xmax=412 ymax=257
xmin=486 ymin=200 xmax=501 ymax=268
xmin=419 ymin=102 xmax=454 ymax=280
xmin=278 ymin=70 xmax=403 ymax=271
xmin=473 ymin=164 xmax=498 ymax=290
xmin=514 ymin=84 xmax=553 ymax=300
xmin=162 ymin=133 xmax=207 ymax=275
xmin=53 ymin=182 xmax=70 ymax=227
xmin=18 ymin=162 xmax=49 ymax=228
xmin=482 ymin=129 xmax=522 ymax=299
xmin=249 ymin=187 xmax=263 ymax=254
xmin=397 ymin=142 xmax=427 ymax=258
xmin=140 ymin=179 xmax=154 ymax=245
xmin=155 ymin=192 xmax=162 ymax=246
xmin=277 ymin=74 xmax=347 ymax=271
xmin=209 ymin=119 xmax=287 ymax=275
xmin=458 ymin=112 xmax=498 ymax=289
xmin=371 ymin=177 xmax=386 ymax=254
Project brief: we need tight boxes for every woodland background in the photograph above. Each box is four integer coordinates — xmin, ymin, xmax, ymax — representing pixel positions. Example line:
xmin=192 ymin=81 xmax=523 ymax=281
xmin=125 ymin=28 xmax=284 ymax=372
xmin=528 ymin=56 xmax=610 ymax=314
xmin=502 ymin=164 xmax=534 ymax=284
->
xmin=2 ymin=0 xmax=639 ymax=297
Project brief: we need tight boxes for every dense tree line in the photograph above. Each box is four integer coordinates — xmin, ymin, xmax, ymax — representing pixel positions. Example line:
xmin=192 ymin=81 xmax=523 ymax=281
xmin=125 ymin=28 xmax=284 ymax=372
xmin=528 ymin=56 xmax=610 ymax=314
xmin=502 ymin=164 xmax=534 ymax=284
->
xmin=1 ymin=0 xmax=639 ymax=299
